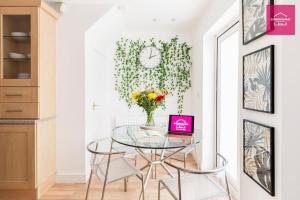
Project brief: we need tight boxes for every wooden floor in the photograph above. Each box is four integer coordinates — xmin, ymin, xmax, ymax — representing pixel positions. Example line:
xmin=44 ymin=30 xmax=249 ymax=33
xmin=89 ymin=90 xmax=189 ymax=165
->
xmin=41 ymin=155 xmax=228 ymax=200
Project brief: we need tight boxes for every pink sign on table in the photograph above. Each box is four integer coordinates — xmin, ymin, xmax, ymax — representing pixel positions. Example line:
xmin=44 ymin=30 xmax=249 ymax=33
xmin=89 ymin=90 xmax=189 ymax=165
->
xmin=168 ymin=115 xmax=194 ymax=134
xmin=267 ymin=5 xmax=295 ymax=35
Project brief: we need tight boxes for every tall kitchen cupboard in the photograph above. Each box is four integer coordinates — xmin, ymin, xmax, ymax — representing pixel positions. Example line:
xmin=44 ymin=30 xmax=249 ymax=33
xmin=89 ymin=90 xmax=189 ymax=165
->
xmin=0 ymin=1 xmax=58 ymax=199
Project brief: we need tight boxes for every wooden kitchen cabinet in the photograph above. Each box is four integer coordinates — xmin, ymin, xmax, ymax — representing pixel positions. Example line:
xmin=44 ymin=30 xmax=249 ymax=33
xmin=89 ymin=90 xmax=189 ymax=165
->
xmin=0 ymin=7 xmax=38 ymax=86
xmin=0 ymin=87 xmax=38 ymax=103
xmin=0 ymin=1 xmax=58 ymax=199
xmin=0 ymin=120 xmax=56 ymax=199
xmin=0 ymin=125 xmax=35 ymax=190
xmin=0 ymin=0 xmax=57 ymax=119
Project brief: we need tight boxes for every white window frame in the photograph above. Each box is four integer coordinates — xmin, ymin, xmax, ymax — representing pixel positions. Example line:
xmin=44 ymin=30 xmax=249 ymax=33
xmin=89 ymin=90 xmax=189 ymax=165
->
xmin=215 ymin=21 xmax=240 ymax=193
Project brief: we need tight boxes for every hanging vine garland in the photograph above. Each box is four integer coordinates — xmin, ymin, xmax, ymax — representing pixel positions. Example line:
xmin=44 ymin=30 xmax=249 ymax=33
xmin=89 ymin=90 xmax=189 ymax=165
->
xmin=114 ymin=36 xmax=192 ymax=114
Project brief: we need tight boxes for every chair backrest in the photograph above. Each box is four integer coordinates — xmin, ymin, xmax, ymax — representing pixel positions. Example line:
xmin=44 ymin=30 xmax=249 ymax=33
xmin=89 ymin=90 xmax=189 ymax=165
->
xmin=87 ymin=138 xmax=125 ymax=156
xmin=114 ymin=115 xmax=145 ymax=126
xmin=165 ymin=153 xmax=231 ymax=200
xmin=87 ymin=138 xmax=126 ymax=172
xmin=114 ymin=114 xmax=169 ymax=127
xmin=165 ymin=153 xmax=228 ymax=175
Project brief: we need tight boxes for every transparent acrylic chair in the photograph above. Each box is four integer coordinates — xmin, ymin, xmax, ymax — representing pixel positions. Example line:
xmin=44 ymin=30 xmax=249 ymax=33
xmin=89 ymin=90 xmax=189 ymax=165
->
xmin=158 ymin=116 xmax=197 ymax=169
xmin=85 ymin=138 xmax=144 ymax=200
xmin=113 ymin=116 xmax=146 ymax=165
xmin=158 ymin=153 xmax=231 ymax=200
xmin=165 ymin=142 xmax=196 ymax=168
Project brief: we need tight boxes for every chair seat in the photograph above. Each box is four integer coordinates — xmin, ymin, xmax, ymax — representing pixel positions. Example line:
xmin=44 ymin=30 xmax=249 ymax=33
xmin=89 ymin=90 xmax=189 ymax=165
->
xmin=161 ymin=174 xmax=227 ymax=200
xmin=96 ymin=157 xmax=140 ymax=183
xmin=112 ymin=143 xmax=138 ymax=155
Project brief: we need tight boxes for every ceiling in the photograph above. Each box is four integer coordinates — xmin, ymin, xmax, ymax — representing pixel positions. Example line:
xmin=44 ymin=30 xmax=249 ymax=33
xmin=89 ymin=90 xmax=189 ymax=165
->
xmin=46 ymin=0 xmax=209 ymax=28
xmin=118 ymin=0 xmax=209 ymax=28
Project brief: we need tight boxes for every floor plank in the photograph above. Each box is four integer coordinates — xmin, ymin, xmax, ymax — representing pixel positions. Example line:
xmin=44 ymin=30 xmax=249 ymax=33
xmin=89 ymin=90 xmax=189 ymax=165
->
xmin=41 ymin=155 xmax=229 ymax=200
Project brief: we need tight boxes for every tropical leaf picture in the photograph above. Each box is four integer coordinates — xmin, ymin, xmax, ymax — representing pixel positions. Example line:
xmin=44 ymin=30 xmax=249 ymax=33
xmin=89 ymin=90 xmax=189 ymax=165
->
xmin=243 ymin=120 xmax=275 ymax=196
xmin=243 ymin=45 xmax=274 ymax=113
xmin=242 ymin=0 xmax=273 ymax=44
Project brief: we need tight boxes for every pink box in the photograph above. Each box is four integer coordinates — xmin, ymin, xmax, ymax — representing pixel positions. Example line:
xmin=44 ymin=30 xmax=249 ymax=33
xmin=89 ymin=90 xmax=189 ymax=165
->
xmin=267 ymin=5 xmax=295 ymax=35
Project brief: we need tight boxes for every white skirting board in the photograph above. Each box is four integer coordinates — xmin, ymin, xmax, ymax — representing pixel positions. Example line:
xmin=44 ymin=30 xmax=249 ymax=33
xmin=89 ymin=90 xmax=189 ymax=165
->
xmin=56 ymin=173 xmax=87 ymax=183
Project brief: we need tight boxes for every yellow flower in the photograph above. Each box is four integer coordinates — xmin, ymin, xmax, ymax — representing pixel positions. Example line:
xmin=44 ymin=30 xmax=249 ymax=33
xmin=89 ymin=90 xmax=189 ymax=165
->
xmin=132 ymin=92 xmax=141 ymax=102
xmin=147 ymin=92 xmax=157 ymax=100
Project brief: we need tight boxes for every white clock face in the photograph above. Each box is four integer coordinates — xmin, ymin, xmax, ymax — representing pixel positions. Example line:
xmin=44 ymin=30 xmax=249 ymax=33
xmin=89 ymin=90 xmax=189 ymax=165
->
xmin=139 ymin=46 xmax=162 ymax=69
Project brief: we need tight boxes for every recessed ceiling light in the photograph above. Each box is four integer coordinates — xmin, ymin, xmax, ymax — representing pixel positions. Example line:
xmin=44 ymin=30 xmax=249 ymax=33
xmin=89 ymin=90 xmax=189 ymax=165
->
xmin=171 ymin=18 xmax=176 ymax=22
xmin=152 ymin=18 xmax=157 ymax=22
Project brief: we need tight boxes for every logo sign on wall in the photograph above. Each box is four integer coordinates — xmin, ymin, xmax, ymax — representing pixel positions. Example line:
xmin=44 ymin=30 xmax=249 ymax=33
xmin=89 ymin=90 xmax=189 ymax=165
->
xmin=267 ymin=5 xmax=295 ymax=35
xmin=168 ymin=115 xmax=194 ymax=135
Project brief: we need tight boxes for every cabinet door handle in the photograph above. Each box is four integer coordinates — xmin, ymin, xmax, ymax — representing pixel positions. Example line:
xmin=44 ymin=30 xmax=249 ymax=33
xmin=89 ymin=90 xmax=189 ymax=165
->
xmin=5 ymin=94 xmax=23 ymax=97
xmin=5 ymin=109 xmax=23 ymax=113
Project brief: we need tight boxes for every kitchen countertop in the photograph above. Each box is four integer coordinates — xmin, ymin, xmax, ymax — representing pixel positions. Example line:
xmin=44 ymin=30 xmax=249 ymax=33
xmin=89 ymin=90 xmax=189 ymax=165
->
xmin=0 ymin=116 xmax=56 ymax=124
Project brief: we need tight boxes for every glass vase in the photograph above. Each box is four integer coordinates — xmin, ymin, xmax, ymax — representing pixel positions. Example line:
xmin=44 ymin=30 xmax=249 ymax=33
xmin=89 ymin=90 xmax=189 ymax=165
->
xmin=145 ymin=110 xmax=155 ymax=127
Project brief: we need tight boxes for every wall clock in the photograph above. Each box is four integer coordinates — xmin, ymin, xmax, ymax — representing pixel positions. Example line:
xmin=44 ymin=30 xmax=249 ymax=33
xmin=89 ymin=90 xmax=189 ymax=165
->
xmin=139 ymin=46 xmax=162 ymax=69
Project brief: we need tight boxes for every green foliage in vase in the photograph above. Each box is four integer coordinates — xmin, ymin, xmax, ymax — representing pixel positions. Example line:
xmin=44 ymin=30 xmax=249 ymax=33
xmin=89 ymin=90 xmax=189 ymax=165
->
xmin=132 ymin=89 xmax=167 ymax=114
xmin=114 ymin=36 xmax=192 ymax=114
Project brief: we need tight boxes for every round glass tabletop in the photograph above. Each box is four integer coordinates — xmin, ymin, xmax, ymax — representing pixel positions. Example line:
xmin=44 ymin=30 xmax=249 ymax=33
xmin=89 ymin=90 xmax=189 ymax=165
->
xmin=112 ymin=125 xmax=200 ymax=150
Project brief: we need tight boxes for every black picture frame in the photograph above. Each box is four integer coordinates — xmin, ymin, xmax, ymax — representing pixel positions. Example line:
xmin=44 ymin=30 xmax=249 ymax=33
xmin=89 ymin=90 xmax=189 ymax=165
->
xmin=168 ymin=115 xmax=194 ymax=135
xmin=243 ymin=45 xmax=274 ymax=113
xmin=242 ymin=0 xmax=274 ymax=45
xmin=243 ymin=119 xmax=275 ymax=196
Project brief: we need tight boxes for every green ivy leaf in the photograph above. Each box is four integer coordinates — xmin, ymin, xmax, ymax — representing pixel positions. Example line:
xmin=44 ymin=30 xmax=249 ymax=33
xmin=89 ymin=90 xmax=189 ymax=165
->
xmin=114 ymin=36 xmax=192 ymax=114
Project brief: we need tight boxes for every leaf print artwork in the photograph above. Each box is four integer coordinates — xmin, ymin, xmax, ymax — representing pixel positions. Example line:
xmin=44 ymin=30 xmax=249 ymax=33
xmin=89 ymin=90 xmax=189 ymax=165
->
xmin=243 ymin=45 xmax=274 ymax=113
xmin=243 ymin=120 xmax=275 ymax=196
xmin=242 ymin=0 xmax=273 ymax=44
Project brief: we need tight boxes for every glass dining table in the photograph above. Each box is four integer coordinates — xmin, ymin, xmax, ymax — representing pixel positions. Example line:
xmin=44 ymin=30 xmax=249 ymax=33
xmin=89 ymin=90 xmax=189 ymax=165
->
xmin=112 ymin=125 xmax=201 ymax=192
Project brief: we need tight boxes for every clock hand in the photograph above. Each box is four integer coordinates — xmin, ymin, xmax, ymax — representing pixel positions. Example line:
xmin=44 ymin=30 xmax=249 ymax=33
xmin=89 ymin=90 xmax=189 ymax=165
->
xmin=149 ymin=49 xmax=153 ymax=59
xmin=149 ymin=54 xmax=157 ymax=59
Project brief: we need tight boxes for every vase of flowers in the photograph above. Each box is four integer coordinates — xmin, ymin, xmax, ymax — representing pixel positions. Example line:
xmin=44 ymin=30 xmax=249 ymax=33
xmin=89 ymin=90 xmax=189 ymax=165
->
xmin=131 ymin=89 xmax=168 ymax=127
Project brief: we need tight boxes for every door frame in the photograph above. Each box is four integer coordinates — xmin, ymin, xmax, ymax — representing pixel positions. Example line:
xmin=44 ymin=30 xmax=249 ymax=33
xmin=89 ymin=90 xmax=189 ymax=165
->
xmin=215 ymin=20 xmax=240 ymax=190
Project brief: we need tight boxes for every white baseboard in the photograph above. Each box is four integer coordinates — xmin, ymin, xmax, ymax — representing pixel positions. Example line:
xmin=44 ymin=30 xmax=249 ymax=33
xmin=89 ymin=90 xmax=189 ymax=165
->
xmin=56 ymin=173 xmax=87 ymax=183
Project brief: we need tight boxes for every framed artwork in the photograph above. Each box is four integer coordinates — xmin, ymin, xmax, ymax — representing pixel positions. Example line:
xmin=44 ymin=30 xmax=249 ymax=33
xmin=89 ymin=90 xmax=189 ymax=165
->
xmin=242 ymin=0 xmax=274 ymax=44
xmin=243 ymin=120 xmax=275 ymax=196
xmin=243 ymin=45 xmax=274 ymax=113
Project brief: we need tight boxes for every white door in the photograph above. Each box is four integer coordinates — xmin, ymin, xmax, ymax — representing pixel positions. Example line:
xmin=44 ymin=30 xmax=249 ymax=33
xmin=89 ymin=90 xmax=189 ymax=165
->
xmin=216 ymin=22 xmax=239 ymax=189
xmin=85 ymin=38 xmax=114 ymax=176
xmin=85 ymin=48 xmax=112 ymax=143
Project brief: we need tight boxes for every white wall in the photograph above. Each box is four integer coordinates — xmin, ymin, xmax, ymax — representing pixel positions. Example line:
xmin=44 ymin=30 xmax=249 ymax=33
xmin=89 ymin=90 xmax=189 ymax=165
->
xmin=240 ymin=0 xmax=300 ymax=199
xmin=281 ymin=1 xmax=300 ymax=199
xmin=238 ymin=21 xmax=283 ymax=200
xmin=192 ymin=0 xmax=300 ymax=199
xmin=56 ymin=4 xmax=112 ymax=183
xmin=100 ymin=27 xmax=194 ymax=117
xmin=57 ymin=4 xmax=194 ymax=182
xmin=85 ymin=6 xmax=194 ymax=143
xmin=238 ymin=7 xmax=283 ymax=200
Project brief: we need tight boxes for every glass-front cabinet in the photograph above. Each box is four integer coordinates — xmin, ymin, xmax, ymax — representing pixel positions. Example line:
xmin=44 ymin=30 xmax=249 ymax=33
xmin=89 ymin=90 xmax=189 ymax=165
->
xmin=0 ymin=7 xmax=37 ymax=86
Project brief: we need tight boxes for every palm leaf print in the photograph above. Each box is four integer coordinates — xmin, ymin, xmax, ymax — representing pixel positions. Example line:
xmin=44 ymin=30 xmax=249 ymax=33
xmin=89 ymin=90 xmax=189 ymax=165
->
xmin=244 ymin=120 xmax=274 ymax=195
xmin=243 ymin=47 xmax=273 ymax=112
xmin=243 ymin=0 xmax=269 ymax=43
